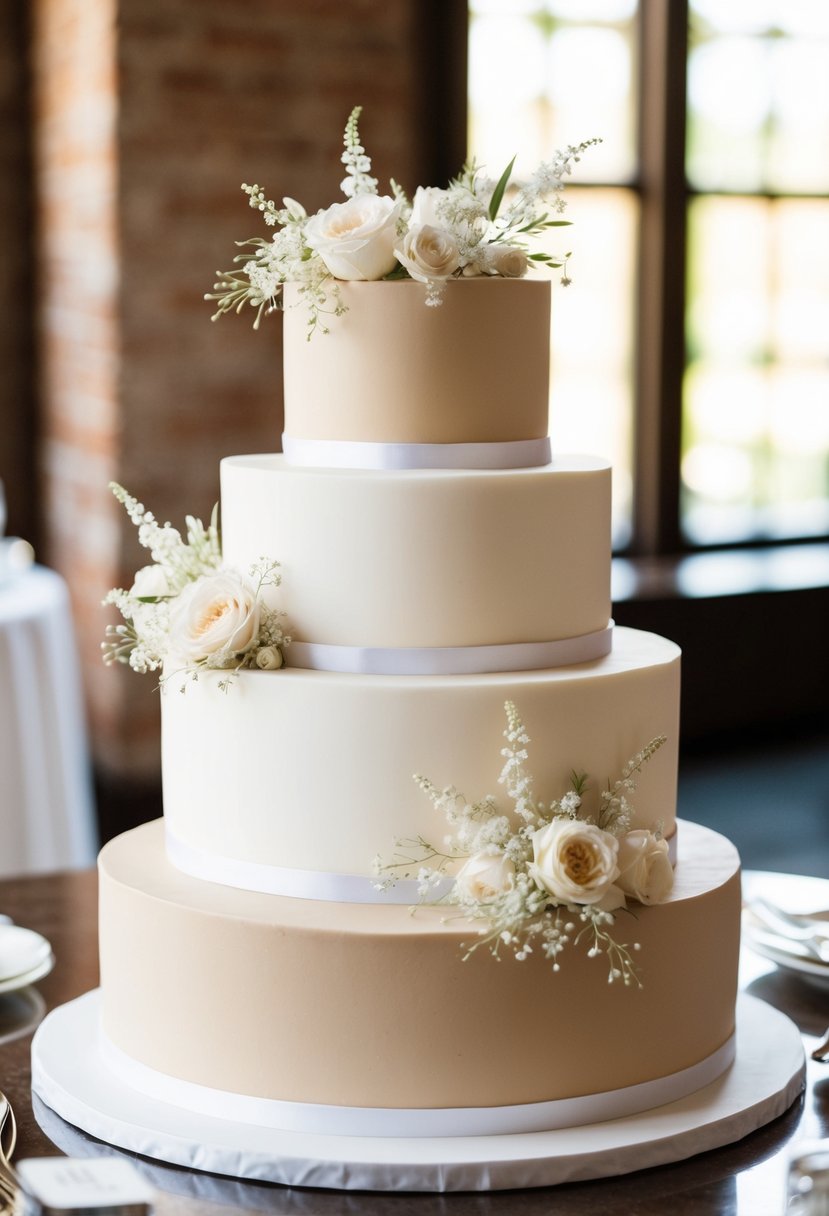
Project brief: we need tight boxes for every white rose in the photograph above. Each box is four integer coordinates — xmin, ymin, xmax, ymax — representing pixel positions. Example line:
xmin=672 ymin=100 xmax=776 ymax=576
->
xmin=395 ymin=224 xmax=460 ymax=284
xmin=168 ymin=571 xmax=260 ymax=663
xmin=255 ymin=645 xmax=283 ymax=671
xmin=490 ymin=245 xmax=528 ymax=278
xmin=410 ymin=186 xmax=450 ymax=229
xmin=130 ymin=564 xmax=170 ymax=599
xmin=454 ymin=852 xmax=515 ymax=903
xmin=530 ymin=819 xmax=620 ymax=906
xmin=304 ymin=195 xmax=400 ymax=281
xmin=616 ymin=830 xmax=674 ymax=905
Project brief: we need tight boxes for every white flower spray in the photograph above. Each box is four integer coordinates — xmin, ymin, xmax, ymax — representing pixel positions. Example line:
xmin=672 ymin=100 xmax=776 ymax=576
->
xmin=102 ymin=483 xmax=290 ymax=688
xmin=207 ymin=107 xmax=600 ymax=334
xmin=374 ymin=702 xmax=668 ymax=986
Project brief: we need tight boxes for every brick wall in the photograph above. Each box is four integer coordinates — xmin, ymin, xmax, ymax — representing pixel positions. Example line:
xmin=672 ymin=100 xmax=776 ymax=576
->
xmin=28 ymin=0 xmax=463 ymax=830
xmin=30 ymin=0 xmax=128 ymax=780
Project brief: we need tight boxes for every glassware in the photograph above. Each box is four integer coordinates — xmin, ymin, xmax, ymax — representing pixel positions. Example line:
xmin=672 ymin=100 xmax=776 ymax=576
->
xmin=787 ymin=1141 xmax=829 ymax=1214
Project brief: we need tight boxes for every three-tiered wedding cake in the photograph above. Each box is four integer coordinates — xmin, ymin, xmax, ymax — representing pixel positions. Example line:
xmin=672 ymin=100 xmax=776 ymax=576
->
xmin=96 ymin=278 xmax=741 ymax=1137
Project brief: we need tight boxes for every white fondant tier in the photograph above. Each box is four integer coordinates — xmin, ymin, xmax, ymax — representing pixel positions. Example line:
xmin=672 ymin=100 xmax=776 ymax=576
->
xmin=161 ymin=627 xmax=680 ymax=883
xmin=282 ymin=279 xmax=551 ymax=446
xmin=220 ymin=454 xmax=611 ymax=650
xmin=98 ymin=819 xmax=741 ymax=1115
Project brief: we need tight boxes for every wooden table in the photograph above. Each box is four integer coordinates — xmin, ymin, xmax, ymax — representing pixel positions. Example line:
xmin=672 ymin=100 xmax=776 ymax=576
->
xmin=0 ymin=866 xmax=827 ymax=1216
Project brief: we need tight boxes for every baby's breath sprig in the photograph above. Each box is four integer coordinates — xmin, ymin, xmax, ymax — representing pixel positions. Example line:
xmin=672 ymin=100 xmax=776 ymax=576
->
xmin=340 ymin=105 xmax=378 ymax=198
xmin=576 ymin=905 xmax=642 ymax=989
xmin=108 ymin=482 xmax=222 ymax=596
xmin=597 ymin=735 xmax=667 ymax=835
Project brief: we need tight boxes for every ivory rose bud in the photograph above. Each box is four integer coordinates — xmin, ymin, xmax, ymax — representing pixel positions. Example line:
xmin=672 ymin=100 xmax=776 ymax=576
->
xmin=395 ymin=224 xmax=460 ymax=284
xmin=168 ymin=571 xmax=260 ymax=663
xmin=130 ymin=564 xmax=170 ymax=599
xmin=530 ymin=819 xmax=620 ymax=906
xmin=255 ymin=645 xmax=283 ymax=671
xmin=410 ymin=185 xmax=450 ymax=229
xmin=616 ymin=830 xmax=674 ymax=905
xmin=129 ymin=565 xmax=171 ymax=640
xmin=454 ymin=852 xmax=515 ymax=903
xmin=304 ymin=195 xmax=400 ymax=281
xmin=490 ymin=245 xmax=528 ymax=278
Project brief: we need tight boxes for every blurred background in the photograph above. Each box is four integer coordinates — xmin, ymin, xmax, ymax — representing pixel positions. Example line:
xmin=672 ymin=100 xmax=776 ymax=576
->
xmin=0 ymin=0 xmax=827 ymax=871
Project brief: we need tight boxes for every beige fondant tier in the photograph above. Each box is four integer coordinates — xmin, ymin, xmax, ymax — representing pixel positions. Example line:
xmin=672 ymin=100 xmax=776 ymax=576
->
xmin=220 ymin=454 xmax=611 ymax=649
xmin=99 ymin=818 xmax=740 ymax=1112
xmin=282 ymin=279 xmax=551 ymax=444
xmin=161 ymin=627 xmax=680 ymax=881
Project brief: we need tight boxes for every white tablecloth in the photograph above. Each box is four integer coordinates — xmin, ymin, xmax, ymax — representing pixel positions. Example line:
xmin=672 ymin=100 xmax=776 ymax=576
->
xmin=0 ymin=566 xmax=98 ymax=877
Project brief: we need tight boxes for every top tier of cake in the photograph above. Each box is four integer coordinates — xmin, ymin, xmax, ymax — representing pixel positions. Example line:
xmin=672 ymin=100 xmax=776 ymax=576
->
xmin=282 ymin=278 xmax=551 ymax=450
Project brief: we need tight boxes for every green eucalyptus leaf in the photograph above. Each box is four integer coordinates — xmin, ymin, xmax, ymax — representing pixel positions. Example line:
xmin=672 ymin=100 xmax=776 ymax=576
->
xmin=382 ymin=263 xmax=411 ymax=280
xmin=488 ymin=155 xmax=517 ymax=222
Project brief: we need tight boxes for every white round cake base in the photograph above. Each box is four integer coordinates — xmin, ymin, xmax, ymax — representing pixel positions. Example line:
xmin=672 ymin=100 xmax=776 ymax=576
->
xmin=31 ymin=990 xmax=804 ymax=1193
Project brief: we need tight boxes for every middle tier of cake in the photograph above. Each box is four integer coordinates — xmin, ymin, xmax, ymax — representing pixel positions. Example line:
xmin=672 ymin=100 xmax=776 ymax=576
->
xmin=220 ymin=453 xmax=611 ymax=650
xmin=162 ymin=626 xmax=680 ymax=893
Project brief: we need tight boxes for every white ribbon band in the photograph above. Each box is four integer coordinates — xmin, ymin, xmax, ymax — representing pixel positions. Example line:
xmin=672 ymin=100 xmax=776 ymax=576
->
xmin=287 ymin=624 xmax=614 ymax=677
xmin=166 ymin=823 xmax=678 ymax=904
xmin=282 ymin=434 xmax=552 ymax=471
xmin=100 ymin=1027 xmax=735 ymax=1139
xmin=165 ymin=829 xmax=452 ymax=904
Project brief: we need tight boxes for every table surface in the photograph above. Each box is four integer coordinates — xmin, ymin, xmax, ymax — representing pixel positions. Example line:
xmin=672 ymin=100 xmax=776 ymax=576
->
xmin=0 ymin=866 xmax=826 ymax=1216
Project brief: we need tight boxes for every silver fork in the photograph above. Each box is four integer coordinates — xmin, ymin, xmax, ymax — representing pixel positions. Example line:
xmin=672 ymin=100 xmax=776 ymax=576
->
xmin=0 ymin=1092 xmax=18 ymax=1212
xmin=746 ymin=898 xmax=829 ymax=963
xmin=751 ymin=897 xmax=829 ymax=936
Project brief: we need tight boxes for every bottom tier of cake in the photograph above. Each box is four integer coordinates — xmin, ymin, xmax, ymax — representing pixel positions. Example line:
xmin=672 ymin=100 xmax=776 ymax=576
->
xmin=98 ymin=819 xmax=740 ymax=1131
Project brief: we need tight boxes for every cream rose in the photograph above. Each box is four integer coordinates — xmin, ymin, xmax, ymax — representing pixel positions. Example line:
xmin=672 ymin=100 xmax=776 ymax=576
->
xmin=168 ymin=571 xmax=260 ymax=663
xmin=616 ymin=830 xmax=674 ymax=905
xmin=530 ymin=819 xmax=620 ymax=906
xmin=304 ymin=195 xmax=400 ymax=281
xmin=454 ymin=852 xmax=515 ymax=903
xmin=394 ymin=224 xmax=460 ymax=284
xmin=490 ymin=245 xmax=528 ymax=278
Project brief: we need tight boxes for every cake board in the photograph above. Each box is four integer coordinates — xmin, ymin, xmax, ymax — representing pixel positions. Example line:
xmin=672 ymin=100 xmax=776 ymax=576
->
xmin=30 ymin=990 xmax=804 ymax=1193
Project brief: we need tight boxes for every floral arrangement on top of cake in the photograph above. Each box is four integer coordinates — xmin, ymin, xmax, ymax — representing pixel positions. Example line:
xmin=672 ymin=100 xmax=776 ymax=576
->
xmin=374 ymin=702 xmax=671 ymax=986
xmin=207 ymin=106 xmax=600 ymax=335
xmin=102 ymin=483 xmax=289 ymax=689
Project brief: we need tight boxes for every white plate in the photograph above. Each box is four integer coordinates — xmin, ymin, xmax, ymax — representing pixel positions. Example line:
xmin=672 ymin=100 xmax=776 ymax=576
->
xmin=0 ymin=952 xmax=54 ymax=995
xmin=742 ymin=871 xmax=829 ymax=982
xmin=0 ymin=925 xmax=52 ymax=983
xmin=742 ymin=928 xmax=829 ymax=982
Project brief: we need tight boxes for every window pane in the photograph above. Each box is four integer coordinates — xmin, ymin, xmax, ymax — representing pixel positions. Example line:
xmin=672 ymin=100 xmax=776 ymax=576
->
xmin=469 ymin=3 xmax=639 ymax=183
xmin=548 ymin=188 xmax=637 ymax=547
xmin=683 ymin=196 xmax=829 ymax=544
xmin=469 ymin=2 xmax=638 ymax=545
xmin=688 ymin=4 xmax=829 ymax=193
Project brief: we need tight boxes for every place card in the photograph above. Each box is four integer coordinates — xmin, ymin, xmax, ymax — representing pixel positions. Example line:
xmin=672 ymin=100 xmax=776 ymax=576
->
xmin=15 ymin=1157 xmax=153 ymax=1215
